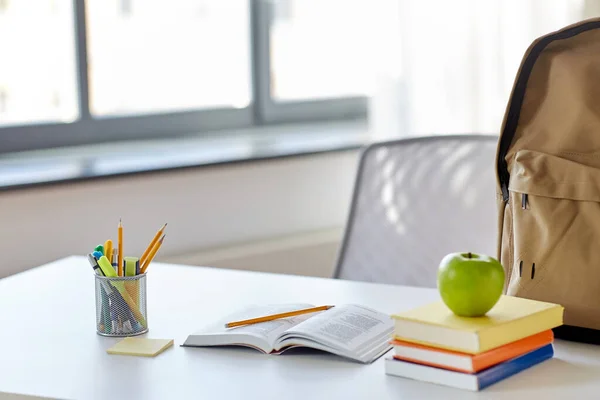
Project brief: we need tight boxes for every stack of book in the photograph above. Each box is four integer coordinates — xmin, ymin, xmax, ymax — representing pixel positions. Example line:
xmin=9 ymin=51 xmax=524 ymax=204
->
xmin=385 ymin=295 xmax=564 ymax=391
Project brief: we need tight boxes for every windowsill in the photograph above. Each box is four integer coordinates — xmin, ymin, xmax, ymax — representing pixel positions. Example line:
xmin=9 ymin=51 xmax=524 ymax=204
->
xmin=0 ymin=119 xmax=370 ymax=191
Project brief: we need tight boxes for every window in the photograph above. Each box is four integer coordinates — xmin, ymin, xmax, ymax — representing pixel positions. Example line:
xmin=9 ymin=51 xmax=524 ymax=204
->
xmin=6 ymin=1 xmax=590 ymax=155
xmin=259 ymin=0 xmax=368 ymax=122
xmin=0 ymin=0 xmax=367 ymax=154
xmin=0 ymin=1 xmax=78 ymax=126
xmin=270 ymin=0 xmax=373 ymax=101
xmin=86 ymin=0 xmax=251 ymax=116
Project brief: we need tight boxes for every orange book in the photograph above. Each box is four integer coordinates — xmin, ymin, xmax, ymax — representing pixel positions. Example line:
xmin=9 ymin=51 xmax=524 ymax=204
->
xmin=391 ymin=330 xmax=553 ymax=373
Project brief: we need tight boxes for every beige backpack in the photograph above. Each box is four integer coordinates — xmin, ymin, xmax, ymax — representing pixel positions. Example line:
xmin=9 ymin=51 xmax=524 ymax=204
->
xmin=497 ymin=18 xmax=600 ymax=342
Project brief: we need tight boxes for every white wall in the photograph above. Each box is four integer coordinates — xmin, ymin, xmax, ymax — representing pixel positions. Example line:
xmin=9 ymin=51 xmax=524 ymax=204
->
xmin=0 ymin=151 xmax=359 ymax=278
xmin=164 ymin=227 xmax=343 ymax=278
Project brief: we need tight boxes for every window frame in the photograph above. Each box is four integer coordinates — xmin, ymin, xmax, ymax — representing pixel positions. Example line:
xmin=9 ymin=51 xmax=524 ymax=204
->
xmin=0 ymin=0 xmax=366 ymax=155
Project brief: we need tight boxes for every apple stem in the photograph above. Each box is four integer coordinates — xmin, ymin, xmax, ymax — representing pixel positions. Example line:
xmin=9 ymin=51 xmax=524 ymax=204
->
xmin=468 ymin=252 xmax=472 ymax=259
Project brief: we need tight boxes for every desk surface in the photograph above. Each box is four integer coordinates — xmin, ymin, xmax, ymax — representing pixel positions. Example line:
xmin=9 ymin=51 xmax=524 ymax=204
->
xmin=1 ymin=256 xmax=600 ymax=400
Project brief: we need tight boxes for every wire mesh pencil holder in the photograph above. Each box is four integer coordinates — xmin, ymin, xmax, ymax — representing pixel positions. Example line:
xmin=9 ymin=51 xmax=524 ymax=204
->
xmin=95 ymin=274 xmax=148 ymax=337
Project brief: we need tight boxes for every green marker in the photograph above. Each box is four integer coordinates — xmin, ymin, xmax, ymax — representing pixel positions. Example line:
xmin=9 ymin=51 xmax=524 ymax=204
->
xmin=124 ymin=257 xmax=139 ymax=277
xmin=94 ymin=244 xmax=105 ymax=256
xmin=124 ymin=256 xmax=141 ymax=316
xmin=97 ymin=256 xmax=117 ymax=277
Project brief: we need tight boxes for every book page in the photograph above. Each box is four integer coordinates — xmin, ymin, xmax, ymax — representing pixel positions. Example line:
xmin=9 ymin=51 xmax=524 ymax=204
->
xmin=189 ymin=304 xmax=315 ymax=350
xmin=280 ymin=304 xmax=393 ymax=354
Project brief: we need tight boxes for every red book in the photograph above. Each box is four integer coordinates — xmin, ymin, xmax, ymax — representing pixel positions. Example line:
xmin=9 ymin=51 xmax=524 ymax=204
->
xmin=391 ymin=330 xmax=553 ymax=373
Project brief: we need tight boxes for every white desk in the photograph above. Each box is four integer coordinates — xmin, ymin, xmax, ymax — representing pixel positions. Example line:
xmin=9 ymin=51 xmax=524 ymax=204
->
xmin=1 ymin=256 xmax=599 ymax=400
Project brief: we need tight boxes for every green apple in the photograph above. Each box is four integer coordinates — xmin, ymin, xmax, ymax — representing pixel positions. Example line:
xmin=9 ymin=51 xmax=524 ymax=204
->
xmin=437 ymin=252 xmax=505 ymax=317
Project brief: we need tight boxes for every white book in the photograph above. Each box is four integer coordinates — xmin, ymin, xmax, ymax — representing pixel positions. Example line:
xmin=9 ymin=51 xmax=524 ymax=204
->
xmin=183 ymin=304 xmax=393 ymax=363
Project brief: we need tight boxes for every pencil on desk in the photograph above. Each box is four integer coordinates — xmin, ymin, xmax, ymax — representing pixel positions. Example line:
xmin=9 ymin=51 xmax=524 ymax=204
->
xmin=140 ymin=223 xmax=167 ymax=266
xmin=224 ymin=305 xmax=335 ymax=328
xmin=139 ymin=235 xmax=165 ymax=274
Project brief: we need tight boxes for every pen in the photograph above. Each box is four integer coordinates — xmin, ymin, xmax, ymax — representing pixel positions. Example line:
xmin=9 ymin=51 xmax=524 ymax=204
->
xmin=112 ymin=250 xmax=118 ymax=269
xmin=224 ymin=305 xmax=335 ymax=328
xmin=140 ymin=223 xmax=167 ymax=266
xmin=87 ymin=253 xmax=104 ymax=276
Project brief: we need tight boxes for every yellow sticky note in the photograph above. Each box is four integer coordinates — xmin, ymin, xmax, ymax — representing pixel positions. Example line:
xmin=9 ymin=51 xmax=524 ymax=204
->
xmin=107 ymin=338 xmax=174 ymax=357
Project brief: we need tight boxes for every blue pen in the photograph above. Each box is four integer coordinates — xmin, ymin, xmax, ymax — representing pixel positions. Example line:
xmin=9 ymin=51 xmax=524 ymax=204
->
xmin=87 ymin=253 xmax=104 ymax=277
xmin=112 ymin=250 xmax=118 ymax=269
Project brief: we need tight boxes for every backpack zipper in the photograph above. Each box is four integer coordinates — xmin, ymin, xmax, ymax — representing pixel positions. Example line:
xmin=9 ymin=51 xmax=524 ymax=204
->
xmin=497 ymin=20 xmax=600 ymax=202
xmin=522 ymin=193 xmax=528 ymax=210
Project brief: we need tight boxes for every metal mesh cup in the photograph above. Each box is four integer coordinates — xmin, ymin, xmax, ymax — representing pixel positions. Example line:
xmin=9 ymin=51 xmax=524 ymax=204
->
xmin=95 ymin=274 xmax=148 ymax=336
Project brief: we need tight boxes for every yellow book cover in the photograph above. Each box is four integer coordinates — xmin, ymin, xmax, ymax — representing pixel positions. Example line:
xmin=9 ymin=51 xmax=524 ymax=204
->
xmin=392 ymin=295 xmax=563 ymax=354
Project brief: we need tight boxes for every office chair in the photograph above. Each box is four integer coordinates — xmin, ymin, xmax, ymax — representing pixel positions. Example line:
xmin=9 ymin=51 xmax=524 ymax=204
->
xmin=334 ymin=135 xmax=499 ymax=287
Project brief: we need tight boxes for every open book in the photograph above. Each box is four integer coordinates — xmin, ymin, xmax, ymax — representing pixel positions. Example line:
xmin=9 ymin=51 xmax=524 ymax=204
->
xmin=182 ymin=304 xmax=393 ymax=363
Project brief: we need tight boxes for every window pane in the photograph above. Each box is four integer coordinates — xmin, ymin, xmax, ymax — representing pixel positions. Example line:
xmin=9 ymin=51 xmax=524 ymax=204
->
xmin=87 ymin=0 xmax=251 ymax=116
xmin=270 ymin=0 xmax=376 ymax=101
xmin=0 ymin=1 xmax=78 ymax=126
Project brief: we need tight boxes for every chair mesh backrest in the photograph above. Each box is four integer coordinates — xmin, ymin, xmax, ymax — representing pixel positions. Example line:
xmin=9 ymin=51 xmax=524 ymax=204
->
xmin=334 ymin=135 xmax=499 ymax=287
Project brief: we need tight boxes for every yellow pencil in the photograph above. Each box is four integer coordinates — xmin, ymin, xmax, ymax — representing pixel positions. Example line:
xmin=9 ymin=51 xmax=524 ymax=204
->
xmin=224 ymin=305 xmax=335 ymax=328
xmin=118 ymin=219 xmax=123 ymax=276
xmin=140 ymin=223 xmax=167 ymax=266
xmin=104 ymin=239 xmax=113 ymax=263
xmin=139 ymin=235 xmax=165 ymax=274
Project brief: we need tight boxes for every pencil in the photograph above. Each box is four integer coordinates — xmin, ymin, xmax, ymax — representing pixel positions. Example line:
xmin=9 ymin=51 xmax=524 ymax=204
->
xmin=118 ymin=219 xmax=123 ymax=276
xmin=139 ymin=234 xmax=165 ymax=274
xmin=224 ymin=305 xmax=335 ymax=328
xmin=140 ymin=223 xmax=167 ymax=266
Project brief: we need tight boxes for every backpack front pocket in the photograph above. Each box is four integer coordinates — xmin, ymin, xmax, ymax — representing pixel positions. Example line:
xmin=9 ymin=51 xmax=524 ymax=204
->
xmin=507 ymin=150 xmax=600 ymax=329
